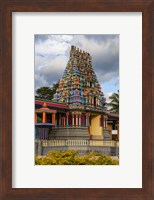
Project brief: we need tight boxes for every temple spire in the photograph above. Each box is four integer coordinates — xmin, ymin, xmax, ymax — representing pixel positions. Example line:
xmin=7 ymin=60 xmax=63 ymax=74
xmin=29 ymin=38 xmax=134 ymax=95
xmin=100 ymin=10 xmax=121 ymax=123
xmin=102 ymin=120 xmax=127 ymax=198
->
xmin=53 ymin=46 xmax=106 ymax=110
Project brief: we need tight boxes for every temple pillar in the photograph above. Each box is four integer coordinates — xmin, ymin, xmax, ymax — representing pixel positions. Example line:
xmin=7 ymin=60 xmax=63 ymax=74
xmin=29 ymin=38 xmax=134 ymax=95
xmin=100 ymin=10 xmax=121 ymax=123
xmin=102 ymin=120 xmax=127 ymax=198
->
xmin=110 ymin=130 xmax=112 ymax=140
xmin=42 ymin=112 xmax=46 ymax=123
xmin=86 ymin=114 xmax=89 ymax=127
xmin=103 ymin=116 xmax=106 ymax=128
xmin=79 ymin=114 xmax=81 ymax=127
xmin=103 ymin=116 xmax=107 ymax=129
xmin=72 ymin=114 xmax=74 ymax=127
xmin=64 ymin=117 xmax=66 ymax=127
xmin=105 ymin=117 xmax=107 ymax=128
xmin=55 ymin=114 xmax=57 ymax=127
xmin=52 ymin=113 xmax=55 ymax=124
xmin=66 ymin=113 xmax=69 ymax=128
xmin=59 ymin=114 xmax=61 ymax=127
xmin=76 ymin=114 xmax=78 ymax=127
xmin=35 ymin=113 xmax=37 ymax=124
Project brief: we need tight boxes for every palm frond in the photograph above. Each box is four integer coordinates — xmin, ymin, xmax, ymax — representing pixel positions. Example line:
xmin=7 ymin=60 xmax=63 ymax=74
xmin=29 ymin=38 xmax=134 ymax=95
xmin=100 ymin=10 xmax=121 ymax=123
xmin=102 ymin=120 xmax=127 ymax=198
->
xmin=107 ymin=91 xmax=119 ymax=114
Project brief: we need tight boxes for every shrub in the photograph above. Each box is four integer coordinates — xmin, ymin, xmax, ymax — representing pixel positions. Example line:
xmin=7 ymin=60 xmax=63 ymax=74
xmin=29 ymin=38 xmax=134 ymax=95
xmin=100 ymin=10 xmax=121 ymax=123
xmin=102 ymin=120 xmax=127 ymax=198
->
xmin=35 ymin=150 xmax=119 ymax=165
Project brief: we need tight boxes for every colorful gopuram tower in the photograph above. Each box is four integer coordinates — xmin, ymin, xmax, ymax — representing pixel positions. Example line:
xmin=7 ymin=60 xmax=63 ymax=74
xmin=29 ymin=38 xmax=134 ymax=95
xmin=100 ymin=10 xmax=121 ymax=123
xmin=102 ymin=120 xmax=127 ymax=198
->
xmin=52 ymin=46 xmax=107 ymax=140
xmin=53 ymin=45 xmax=106 ymax=109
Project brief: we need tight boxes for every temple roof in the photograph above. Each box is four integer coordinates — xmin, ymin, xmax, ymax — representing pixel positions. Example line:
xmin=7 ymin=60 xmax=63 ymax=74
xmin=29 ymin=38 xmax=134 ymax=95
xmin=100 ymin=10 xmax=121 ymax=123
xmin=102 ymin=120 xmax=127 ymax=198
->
xmin=35 ymin=100 xmax=69 ymax=109
xmin=107 ymin=113 xmax=119 ymax=120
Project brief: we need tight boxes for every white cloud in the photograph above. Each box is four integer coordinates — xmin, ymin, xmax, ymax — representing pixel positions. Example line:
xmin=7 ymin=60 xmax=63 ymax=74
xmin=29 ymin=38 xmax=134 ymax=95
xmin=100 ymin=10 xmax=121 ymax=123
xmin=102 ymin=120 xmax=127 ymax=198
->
xmin=105 ymin=92 xmax=113 ymax=103
xmin=35 ymin=34 xmax=119 ymax=93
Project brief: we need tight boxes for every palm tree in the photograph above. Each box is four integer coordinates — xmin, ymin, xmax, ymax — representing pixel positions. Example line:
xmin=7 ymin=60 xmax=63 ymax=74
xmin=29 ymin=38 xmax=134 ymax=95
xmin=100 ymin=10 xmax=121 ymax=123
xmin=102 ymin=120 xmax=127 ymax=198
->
xmin=107 ymin=91 xmax=119 ymax=114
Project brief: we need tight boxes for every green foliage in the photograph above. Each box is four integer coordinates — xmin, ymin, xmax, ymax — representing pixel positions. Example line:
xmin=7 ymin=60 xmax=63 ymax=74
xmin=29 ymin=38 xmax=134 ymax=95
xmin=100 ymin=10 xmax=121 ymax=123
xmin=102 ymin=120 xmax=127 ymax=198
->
xmin=107 ymin=91 xmax=119 ymax=114
xmin=35 ymin=81 xmax=59 ymax=100
xmin=35 ymin=150 xmax=118 ymax=165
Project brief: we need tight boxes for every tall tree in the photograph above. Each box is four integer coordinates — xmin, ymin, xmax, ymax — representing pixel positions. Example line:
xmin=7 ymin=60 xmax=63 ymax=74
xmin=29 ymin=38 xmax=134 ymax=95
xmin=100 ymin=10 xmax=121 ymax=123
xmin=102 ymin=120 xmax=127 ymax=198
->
xmin=35 ymin=81 xmax=59 ymax=100
xmin=52 ymin=81 xmax=59 ymax=95
xmin=107 ymin=91 xmax=119 ymax=114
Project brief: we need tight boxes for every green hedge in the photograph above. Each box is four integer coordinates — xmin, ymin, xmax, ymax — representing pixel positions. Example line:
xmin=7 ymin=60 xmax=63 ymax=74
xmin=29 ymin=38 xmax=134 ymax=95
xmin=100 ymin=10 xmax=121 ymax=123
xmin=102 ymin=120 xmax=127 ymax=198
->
xmin=35 ymin=150 xmax=118 ymax=165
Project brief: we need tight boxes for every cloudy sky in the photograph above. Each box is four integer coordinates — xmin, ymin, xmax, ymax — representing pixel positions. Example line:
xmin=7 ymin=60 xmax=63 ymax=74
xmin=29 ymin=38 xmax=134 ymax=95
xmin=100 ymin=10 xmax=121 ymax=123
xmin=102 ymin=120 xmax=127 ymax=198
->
xmin=35 ymin=34 xmax=119 ymax=102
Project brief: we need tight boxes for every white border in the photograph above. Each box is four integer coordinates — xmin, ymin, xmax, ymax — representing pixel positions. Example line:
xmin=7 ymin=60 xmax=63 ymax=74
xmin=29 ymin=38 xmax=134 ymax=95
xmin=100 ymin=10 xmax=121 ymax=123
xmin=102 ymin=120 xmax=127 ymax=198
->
xmin=12 ymin=13 xmax=142 ymax=188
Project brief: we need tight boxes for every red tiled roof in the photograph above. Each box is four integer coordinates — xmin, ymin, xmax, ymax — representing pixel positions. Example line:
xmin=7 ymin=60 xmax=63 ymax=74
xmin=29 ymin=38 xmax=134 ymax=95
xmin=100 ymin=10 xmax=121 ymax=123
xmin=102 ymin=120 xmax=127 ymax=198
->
xmin=35 ymin=100 xmax=69 ymax=109
xmin=35 ymin=107 xmax=57 ymax=113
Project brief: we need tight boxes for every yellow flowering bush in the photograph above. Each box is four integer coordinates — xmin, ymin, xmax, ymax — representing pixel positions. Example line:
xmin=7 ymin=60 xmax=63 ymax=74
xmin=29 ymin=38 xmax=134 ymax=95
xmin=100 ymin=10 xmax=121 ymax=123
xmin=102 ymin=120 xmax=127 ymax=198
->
xmin=35 ymin=150 xmax=118 ymax=165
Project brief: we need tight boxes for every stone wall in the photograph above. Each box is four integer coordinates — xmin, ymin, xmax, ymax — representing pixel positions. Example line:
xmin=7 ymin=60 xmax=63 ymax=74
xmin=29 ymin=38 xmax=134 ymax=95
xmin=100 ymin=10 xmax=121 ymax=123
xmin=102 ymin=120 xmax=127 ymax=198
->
xmin=35 ymin=140 xmax=119 ymax=156
xmin=42 ymin=146 xmax=119 ymax=156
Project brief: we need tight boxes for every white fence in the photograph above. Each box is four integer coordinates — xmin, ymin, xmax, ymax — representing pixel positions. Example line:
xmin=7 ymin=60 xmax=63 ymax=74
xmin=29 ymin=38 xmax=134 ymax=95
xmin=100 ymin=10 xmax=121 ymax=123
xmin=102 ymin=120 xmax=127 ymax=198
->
xmin=42 ymin=140 xmax=119 ymax=147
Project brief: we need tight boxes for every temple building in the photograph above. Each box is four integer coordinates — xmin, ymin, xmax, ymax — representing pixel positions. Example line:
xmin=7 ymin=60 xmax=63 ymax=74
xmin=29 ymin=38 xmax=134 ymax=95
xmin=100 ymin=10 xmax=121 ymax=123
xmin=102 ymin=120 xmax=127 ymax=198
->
xmin=35 ymin=46 xmax=119 ymax=156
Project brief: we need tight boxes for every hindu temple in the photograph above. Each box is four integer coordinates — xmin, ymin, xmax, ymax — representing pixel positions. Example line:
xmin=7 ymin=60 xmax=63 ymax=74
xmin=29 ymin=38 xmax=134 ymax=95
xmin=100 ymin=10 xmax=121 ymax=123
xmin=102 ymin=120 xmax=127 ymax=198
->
xmin=35 ymin=46 xmax=119 ymax=156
